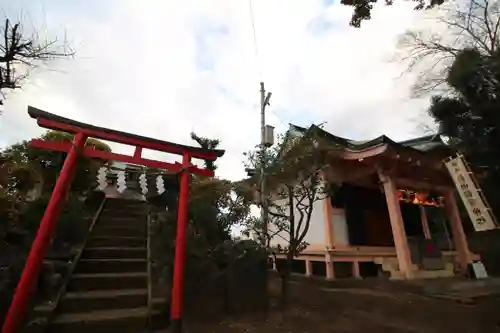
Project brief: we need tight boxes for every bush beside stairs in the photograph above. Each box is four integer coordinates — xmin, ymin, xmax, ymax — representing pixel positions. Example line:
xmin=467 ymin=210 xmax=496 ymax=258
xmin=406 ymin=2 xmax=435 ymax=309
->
xmin=44 ymin=198 xmax=166 ymax=333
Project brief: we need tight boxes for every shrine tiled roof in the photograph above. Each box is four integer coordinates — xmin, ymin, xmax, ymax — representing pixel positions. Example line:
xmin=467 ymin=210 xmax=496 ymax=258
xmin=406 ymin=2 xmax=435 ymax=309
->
xmin=288 ymin=124 xmax=446 ymax=154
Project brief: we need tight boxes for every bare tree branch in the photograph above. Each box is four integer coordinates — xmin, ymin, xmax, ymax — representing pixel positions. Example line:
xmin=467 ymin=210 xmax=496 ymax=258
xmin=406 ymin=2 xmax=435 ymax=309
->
xmin=0 ymin=17 xmax=74 ymax=105
xmin=396 ymin=0 xmax=500 ymax=98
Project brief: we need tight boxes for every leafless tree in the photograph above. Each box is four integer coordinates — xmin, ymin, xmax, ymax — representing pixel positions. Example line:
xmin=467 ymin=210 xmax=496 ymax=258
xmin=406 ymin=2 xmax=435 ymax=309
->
xmin=240 ymin=127 xmax=341 ymax=308
xmin=397 ymin=0 xmax=500 ymax=97
xmin=0 ymin=17 xmax=74 ymax=105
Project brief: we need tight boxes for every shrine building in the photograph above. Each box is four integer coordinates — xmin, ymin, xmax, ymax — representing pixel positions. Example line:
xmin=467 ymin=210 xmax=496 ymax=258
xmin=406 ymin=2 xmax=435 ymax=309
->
xmin=271 ymin=124 xmax=480 ymax=280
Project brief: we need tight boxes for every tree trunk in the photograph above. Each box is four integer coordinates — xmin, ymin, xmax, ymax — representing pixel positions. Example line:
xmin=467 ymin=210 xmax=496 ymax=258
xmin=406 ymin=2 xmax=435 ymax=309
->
xmin=263 ymin=266 xmax=270 ymax=312
xmin=223 ymin=270 xmax=230 ymax=313
xmin=279 ymin=251 xmax=293 ymax=309
xmin=263 ymin=252 xmax=277 ymax=313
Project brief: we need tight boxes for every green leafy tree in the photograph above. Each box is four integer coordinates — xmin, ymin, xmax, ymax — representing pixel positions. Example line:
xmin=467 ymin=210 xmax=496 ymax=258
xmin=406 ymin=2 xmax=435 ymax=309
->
xmin=429 ymin=48 xmax=500 ymax=215
xmin=1 ymin=131 xmax=111 ymax=196
xmin=150 ymin=132 xmax=265 ymax=316
xmin=152 ymin=132 xmax=252 ymax=281
xmin=395 ymin=0 xmax=500 ymax=216
xmin=240 ymin=126 xmax=342 ymax=307
xmin=190 ymin=177 xmax=250 ymax=247
xmin=187 ymin=132 xmax=246 ymax=245
xmin=0 ymin=129 xmax=110 ymax=322
xmin=344 ymin=0 xmax=445 ymax=28
xmin=149 ymin=169 xmax=256 ymax=316
xmin=190 ymin=132 xmax=220 ymax=171
xmin=0 ymin=131 xmax=111 ymax=231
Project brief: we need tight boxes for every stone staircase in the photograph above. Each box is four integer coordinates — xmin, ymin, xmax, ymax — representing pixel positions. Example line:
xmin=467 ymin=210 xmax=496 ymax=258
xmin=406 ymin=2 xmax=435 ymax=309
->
xmin=46 ymin=198 xmax=162 ymax=333
xmin=375 ymin=257 xmax=455 ymax=280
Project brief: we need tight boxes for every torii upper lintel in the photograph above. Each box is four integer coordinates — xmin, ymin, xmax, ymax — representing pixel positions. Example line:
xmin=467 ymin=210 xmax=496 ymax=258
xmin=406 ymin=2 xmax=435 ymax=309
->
xmin=27 ymin=106 xmax=225 ymax=162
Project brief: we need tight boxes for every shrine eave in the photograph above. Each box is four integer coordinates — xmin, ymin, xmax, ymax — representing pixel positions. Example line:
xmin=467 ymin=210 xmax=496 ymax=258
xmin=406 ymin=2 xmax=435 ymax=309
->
xmin=290 ymin=124 xmax=447 ymax=159
xmin=341 ymin=141 xmax=443 ymax=162
xmin=28 ymin=106 xmax=225 ymax=160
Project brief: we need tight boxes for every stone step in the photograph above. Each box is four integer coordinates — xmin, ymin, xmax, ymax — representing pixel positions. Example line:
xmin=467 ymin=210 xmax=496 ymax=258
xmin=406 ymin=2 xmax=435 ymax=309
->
xmin=98 ymin=210 xmax=147 ymax=220
xmin=414 ymin=269 xmax=455 ymax=279
xmin=382 ymin=262 xmax=399 ymax=272
xmin=82 ymin=247 xmax=146 ymax=260
xmin=149 ymin=302 xmax=171 ymax=332
xmin=87 ymin=236 xmax=146 ymax=248
xmin=100 ymin=209 xmax=146 ymax=215
xmin=49 ymin=307 xmax=149 ymax=333
xmin=104 ymin=198 xmax=146 ymax=208
xmin=100 ymin=209 xmax=147 ymax=219
xmin=445 ymin=262 xmax=455 ymax=271
xmin=152 ymin=297 xmax=168 ymax=310
xmin=25 ymin=298 xmax=168 ymax=333
xmin=382 ymin=263 xmax=420 ymax=272
xmin=95 ymin=216 xmax=147 ymax=228
xmin=389 ymin=271 xmax=405 ymax=280
xmin=91 ymin=226 xmax=146 ymax=238
xmin=67 ymin=272 xmax=147 ymax=291
xmin=75 ymin=258 xmax=147 ymax=274
xmin=59 ymin=289 xmax=147 ymax=313
xmin=390 ymin=269 xmax=455 ymax=280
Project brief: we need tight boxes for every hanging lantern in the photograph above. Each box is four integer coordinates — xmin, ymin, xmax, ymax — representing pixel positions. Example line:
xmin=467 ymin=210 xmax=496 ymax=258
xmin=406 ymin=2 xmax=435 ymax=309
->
xmin=414 ymin=192 xmax=428 ymax=205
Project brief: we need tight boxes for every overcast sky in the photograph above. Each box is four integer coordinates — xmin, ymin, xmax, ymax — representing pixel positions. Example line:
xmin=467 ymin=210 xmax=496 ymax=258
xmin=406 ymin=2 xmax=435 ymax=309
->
xmin=0 ymin=0 xmax=447 ymax=181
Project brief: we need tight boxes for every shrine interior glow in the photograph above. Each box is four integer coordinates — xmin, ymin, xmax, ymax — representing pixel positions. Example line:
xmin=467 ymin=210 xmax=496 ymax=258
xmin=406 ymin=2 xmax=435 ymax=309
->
xmin=397 ymin=189 xmax=444 ymax=207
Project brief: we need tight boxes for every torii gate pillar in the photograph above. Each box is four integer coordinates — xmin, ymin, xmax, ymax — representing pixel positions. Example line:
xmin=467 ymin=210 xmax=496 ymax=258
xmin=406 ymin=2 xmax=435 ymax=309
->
xmin=1 ymin=107 xmax=224 ymax=333
xmin=1 ymin=133 xmax=87 ymax=333
xmin=170 ymin=153 xmax=191 ymax=332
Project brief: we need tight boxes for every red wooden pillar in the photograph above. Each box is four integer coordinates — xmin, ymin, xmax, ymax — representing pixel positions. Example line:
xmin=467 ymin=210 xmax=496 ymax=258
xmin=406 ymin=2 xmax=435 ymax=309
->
xmin=2 ymin=133 xmax=87 ymax=333
xmin=444 ymin=190 xmax=472 ymax=273
xmin=170 ymin=153 xmax=191 ymax=333
xmin=379 ymin=171 xmax=414 ymax=279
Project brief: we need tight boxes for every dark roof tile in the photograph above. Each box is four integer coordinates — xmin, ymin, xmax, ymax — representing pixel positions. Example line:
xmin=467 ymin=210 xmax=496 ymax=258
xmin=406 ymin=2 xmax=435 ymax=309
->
xmin=288 ymin=123 xmax=446 ymax=154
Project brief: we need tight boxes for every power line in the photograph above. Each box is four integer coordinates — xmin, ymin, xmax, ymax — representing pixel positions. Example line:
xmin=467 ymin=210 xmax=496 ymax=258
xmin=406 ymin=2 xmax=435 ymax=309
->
xmin=246 ymin=2 xmax=294 ymax=131
xmin=248 ymin=0 xmax=263 ymax=81
xmin=270 ymin=109 xmax=290 ymax=128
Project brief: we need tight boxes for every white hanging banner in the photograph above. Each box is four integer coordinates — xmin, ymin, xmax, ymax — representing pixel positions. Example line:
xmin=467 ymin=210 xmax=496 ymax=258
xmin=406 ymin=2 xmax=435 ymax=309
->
xmin=444 ymin=155 xmax=497 ymax=232
xmin=139 ymin=173 xmax=148 ymax=195
xmin=156 ymin=175 xmax=165 ymax=194
xmin=116 ymin=170 xmax=126 ymax=194
xmin=97 ymin=167 xmax=108 ymax=191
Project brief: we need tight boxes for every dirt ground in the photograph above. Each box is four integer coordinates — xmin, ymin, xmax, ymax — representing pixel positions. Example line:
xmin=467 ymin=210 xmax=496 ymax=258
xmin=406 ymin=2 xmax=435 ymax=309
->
xmin=186 ymin=276 xmax=500 ymax=333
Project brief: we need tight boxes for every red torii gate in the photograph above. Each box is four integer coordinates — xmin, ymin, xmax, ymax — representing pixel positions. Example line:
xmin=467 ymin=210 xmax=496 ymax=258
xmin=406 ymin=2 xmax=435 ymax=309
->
xmin=1 ymin=106 xmax=225 ymax=333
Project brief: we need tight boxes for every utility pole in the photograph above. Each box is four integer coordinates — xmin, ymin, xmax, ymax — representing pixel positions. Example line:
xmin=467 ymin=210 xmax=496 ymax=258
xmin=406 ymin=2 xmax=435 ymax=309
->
xmin=260 ymin=82 xmax=271 ymax=246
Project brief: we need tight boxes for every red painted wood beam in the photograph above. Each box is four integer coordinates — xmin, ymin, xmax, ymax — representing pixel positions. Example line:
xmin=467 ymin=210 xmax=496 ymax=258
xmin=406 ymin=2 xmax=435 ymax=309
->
xmin=170 ymin=153 xmax=191 ymax=333
xmin=133 ymin=146 xmax=142 ymax=159
xmin=31 ymin=139 xmax=215 ymax=177
xmin=2 ymin=133 xmax=87 ymax=333
xmin=36 ymin=118 xmax=220 ymax=161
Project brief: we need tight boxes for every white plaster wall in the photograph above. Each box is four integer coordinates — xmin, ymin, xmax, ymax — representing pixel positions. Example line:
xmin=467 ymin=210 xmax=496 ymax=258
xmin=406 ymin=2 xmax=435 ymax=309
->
xmin=269 ymin=196 xmax=327 ymax=249
xmin=332 ymin=208 xmax=350 ymax=245
xmin=268 ymin=198 xmax=290 ymax=248
xmin=304 ymin=198 xmax=327 ymax=245
xmin=268 ymin=125 xmax=328 ymax=249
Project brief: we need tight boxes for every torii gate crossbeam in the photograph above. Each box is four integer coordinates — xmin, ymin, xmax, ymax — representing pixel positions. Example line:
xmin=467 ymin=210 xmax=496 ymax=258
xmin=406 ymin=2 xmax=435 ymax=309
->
xmin=1 ymin=106 xmax=224 ymax=333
